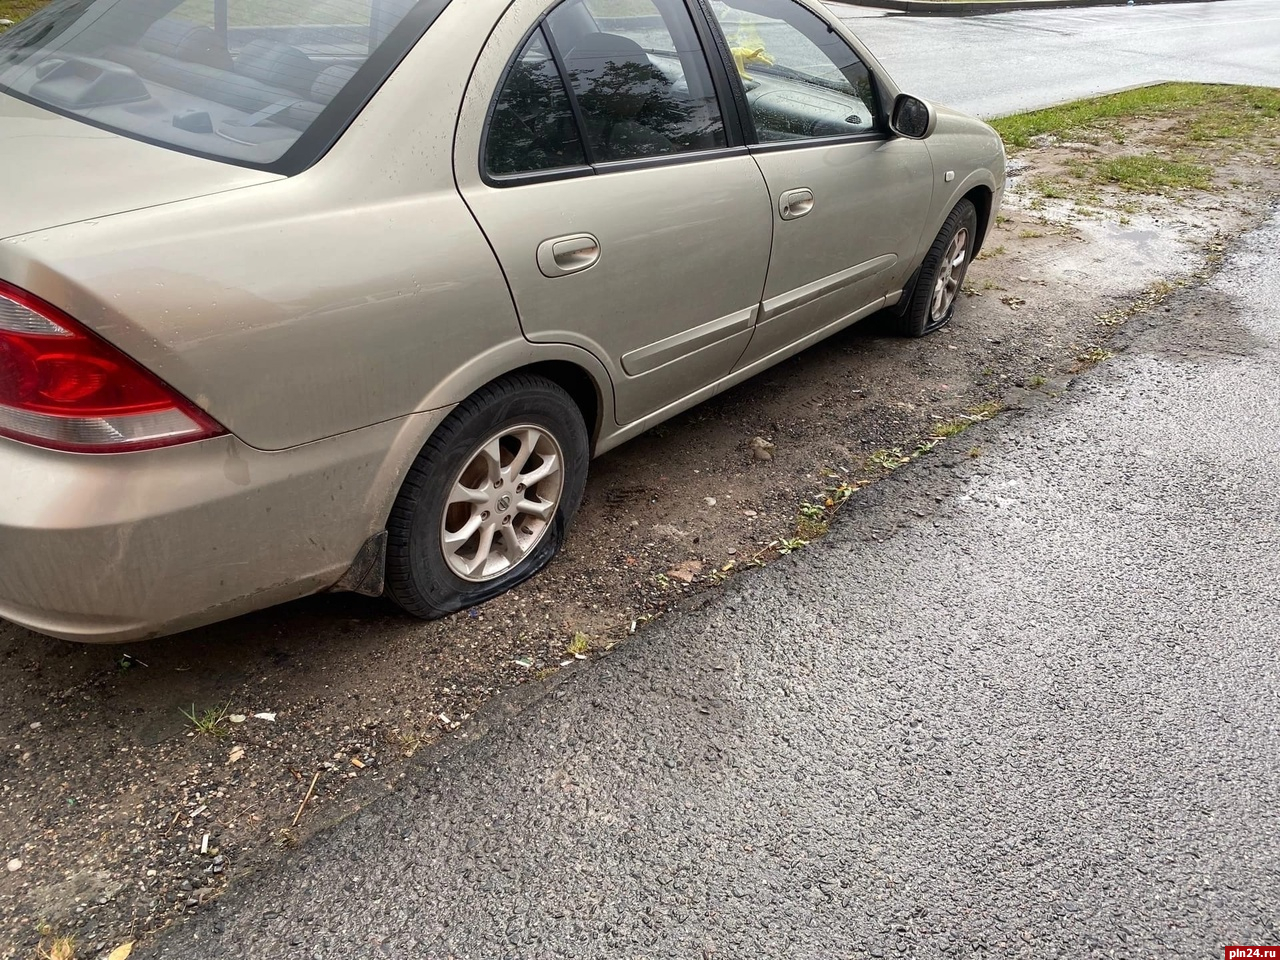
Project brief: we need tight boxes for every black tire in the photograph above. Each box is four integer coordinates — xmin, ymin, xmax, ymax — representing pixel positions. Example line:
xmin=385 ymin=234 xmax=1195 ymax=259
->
xmin=899 ymin=198 xmax=979 ymax=338
xmin=384 ymin=373 xmax=589 ymax=620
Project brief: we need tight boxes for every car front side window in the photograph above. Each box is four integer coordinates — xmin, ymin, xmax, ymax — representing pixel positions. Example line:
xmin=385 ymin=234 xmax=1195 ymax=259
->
xmin=706 ymin=0 xmax=880 ymax=142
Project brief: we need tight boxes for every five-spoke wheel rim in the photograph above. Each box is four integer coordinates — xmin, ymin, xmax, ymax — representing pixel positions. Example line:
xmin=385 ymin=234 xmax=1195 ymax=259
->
xmin=440 ymin=425 xmax=564 ymax=583
xmin=930 ymin=226 xmax=970 ymax=326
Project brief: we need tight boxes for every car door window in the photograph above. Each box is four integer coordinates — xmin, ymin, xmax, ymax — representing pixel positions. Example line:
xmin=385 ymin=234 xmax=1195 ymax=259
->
xmin=486 ymin=28 xmax=590 ymax=176
xmin=706 ymin=0 xmax=879 ymax=142
xmin=545 ymin=0 xmax=727 ymax=162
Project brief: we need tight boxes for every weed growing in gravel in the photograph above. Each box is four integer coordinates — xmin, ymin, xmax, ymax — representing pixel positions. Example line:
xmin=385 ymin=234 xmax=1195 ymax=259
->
xmin=798 ymin=502 xmax=825 ymax=521
xmin=181 ymin=702 xmax=232 ymax=739
xmin=868 ymin=448 xmax=910 ymax=471
xmin=930 ymin=419 xmax=970 ymax=440
xmin=1028 ymin=374 xmax=1048 ymax=388
xmin=566 ymin=632 xmax=591 ymax=656
xmin=1076 ymin=346 xmax=1115 ymax=367
xmin=34 ymin=922 xmax=75 ymax=960
xmin=795 ymin=503 xmax=830 ymax=541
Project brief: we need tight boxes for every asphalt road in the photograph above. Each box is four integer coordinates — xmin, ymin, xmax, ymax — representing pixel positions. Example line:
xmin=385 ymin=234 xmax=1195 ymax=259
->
xmin=830 ymin=0 xmax=1280 ymax=116
xmin=151 ymin=204 xmax=1280 ymax=955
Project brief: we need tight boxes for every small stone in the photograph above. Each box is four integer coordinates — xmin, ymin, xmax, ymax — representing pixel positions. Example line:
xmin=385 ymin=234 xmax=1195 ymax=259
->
xmin=29 ymin=722 xmax=40 ymax=730
xmin=749 ymin=437 xmax=776 ymax=461
xmin=6 ymin=859 xmax=21 ymax=872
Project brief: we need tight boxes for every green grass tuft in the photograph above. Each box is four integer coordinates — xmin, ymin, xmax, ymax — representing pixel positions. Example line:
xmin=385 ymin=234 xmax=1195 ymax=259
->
xmin=1090 ymin=154 xmax=1212 ymax=192
xmin=992 ymin=83 xmax=1280 ymax=149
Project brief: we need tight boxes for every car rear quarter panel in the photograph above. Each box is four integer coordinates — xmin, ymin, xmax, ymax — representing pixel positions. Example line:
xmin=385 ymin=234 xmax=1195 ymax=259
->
xmin=0 ymin=0 xmax=537 ymax=453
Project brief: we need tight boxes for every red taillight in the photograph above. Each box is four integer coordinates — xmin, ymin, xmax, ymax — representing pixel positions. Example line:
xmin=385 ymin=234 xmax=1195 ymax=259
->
xmin=0 ymin=280 xmax=225 ymax=453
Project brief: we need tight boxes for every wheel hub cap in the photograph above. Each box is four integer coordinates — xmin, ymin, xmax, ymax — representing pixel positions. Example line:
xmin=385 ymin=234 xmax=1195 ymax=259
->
xmin=440 ymin=425 xmax=565 ymax=583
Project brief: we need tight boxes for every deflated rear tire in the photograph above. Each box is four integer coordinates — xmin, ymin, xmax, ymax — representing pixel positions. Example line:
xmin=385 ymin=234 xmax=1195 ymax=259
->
xmin=899 ymin=198 xmax=978 ymax=338
xmin=385 ymin=374 xmax=589 ymax=620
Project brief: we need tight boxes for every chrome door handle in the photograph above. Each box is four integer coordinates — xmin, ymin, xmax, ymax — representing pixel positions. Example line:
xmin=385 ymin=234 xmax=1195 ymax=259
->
xmin=779 ymin=188 xmax=814 ymax=221
xmin=537 ymin=234 xmax=600 ymax=277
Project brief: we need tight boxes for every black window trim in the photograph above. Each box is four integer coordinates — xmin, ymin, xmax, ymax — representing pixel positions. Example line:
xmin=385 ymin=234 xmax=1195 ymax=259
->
xmin=480 ymin=0 xmax=747 ymax=189
xmin=688 ymin=0 xmax=757 ymax=144
xmin=0 ymin=0 xmax=457 ymax=176
xmin=540 ymin=21 xmax=598 ymax=166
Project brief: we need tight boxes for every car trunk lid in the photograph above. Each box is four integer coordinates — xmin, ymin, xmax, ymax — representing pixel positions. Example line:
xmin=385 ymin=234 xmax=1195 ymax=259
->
xmin=0 ymin=93 xmax=281 ymax=242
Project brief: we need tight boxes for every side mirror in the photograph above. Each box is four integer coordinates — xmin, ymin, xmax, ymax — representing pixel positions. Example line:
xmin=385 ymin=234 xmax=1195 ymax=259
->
xmin=890 ymin=93 xmax=936 ymax=140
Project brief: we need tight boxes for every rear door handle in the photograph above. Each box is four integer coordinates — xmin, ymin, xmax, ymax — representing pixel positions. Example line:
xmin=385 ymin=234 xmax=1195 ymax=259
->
xmin=779 ymin=188 xmax=814 ymax=221
xmin=537 ymin=234 xmax=600 ymax=277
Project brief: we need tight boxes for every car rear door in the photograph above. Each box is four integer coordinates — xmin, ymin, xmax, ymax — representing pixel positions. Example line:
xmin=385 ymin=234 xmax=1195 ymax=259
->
xmin=703 ymin=0 xmax=935 ymax=369
xmin=454 ymin=0 xmax=773 ymax=427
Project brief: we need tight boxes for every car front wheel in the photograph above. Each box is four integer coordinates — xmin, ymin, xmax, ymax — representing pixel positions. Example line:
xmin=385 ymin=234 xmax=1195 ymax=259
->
xmin=900 ymin=198 xmax=979 ymax=338
xmin=385 ymin=373 xmax=589 ymax=619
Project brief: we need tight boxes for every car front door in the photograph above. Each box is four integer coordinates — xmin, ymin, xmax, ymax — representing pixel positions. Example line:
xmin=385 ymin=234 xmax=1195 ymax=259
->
xmin=704 ymin=0 xmax=935 ymax=368
xmin=454 ymin=0 xmax=773 ymax=427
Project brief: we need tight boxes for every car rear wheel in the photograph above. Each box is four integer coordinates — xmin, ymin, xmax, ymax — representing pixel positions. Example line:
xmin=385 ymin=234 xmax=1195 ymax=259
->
xmin=899 ymin=198 xmax=979 ymax=338
xmin=385 ymin=374 xmax=589 ymax=620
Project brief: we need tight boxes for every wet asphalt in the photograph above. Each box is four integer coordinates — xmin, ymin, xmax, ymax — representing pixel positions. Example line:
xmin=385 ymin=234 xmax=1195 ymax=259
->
xmin=150 ymin=217 xmax=1280 ymax=957
xmin=832 ymin=0 xmax=1280 ymax=117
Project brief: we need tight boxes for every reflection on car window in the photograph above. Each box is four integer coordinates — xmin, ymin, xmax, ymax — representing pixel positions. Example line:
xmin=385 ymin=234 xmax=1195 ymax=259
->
xmin=707 ymin=0 xmax=879 ymax=142
xmin=546 ymin=0 xmax=726 ymax=162
xmin=486 ymin=28 xmax=588 ymax=176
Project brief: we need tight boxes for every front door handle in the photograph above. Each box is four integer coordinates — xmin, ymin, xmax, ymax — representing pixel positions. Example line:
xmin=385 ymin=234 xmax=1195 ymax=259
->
xmin=537 ymin=233 xmax=600 ymax=278
xmin=779 ymin=188 xmax=815 ymax=221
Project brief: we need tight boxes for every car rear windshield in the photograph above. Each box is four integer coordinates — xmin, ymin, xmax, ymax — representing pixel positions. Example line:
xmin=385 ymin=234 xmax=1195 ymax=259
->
xmin=0 ymin=0 xmax=444 ymax=170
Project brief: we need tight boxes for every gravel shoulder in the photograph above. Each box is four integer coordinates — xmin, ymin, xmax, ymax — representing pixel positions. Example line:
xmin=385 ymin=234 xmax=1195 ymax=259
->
xmin=2 ymin=106 xmax=1279 ymax=957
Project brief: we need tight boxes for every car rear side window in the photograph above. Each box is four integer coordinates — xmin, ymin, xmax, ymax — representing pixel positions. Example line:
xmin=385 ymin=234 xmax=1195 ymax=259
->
xmin=0 ymin=0 xmax=441 ymax=170
xmin=485 ymin=27 xmax=588 ymax=176
xmin=541 ymin=0 xmax=727 ymax=165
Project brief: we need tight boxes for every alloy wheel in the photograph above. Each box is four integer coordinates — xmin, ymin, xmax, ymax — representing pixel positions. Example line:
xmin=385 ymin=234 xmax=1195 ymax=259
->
xmin=440 ymin=425 xmax=564 ymax=583
xmin=930 ymin=226 xmax=970 ymax=326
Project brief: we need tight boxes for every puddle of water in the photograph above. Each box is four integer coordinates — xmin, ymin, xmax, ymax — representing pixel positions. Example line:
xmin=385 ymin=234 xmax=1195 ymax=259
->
xmin=1055 ymin=216 xmax=1198 ymax=287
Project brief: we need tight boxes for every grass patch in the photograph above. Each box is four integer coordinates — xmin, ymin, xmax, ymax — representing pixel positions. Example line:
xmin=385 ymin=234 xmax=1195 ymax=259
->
xmin=1090 ymin=154 xmax=1212 ymax=192
xmin=1031 ymin=177 xmax=1071 ymax=200
xmin=992 ymin=83 xmax=1280 ymax=149
xmin=0 ymin=0 xmax=45 ymax=24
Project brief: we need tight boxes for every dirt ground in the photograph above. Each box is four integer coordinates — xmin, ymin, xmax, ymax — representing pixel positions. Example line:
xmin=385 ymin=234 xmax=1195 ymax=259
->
xmin=2 ymin=115 xmax=1278 ymax=957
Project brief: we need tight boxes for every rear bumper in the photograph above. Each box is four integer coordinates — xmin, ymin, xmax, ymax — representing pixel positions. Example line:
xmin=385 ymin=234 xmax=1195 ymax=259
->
xmin=0 ymin=410 xmax=449 ymax=643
